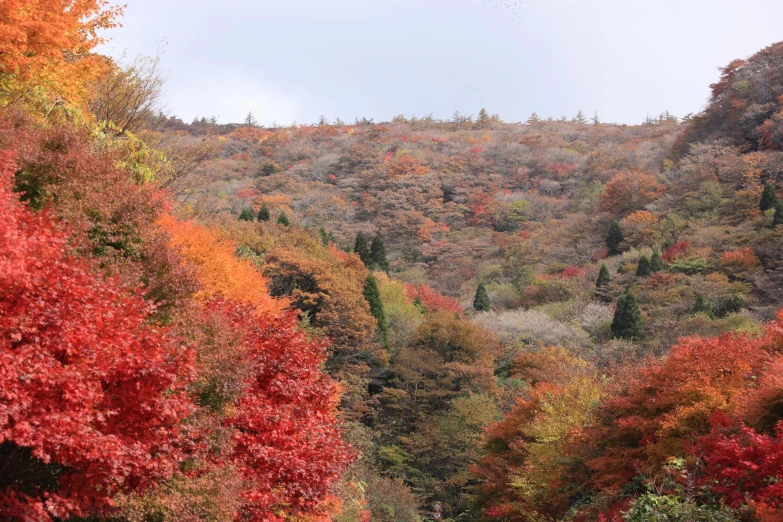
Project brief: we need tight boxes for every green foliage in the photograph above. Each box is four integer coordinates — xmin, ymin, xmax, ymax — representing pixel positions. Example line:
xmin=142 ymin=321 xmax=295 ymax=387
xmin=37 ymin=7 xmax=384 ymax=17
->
xmin=760 ymin=181 xmax=777 ymax=211
xmin=261 ymin=162 xmax=280 ymax=176
xmin=611 ymin=289 xmax=644 ymax=341
xmin=370 ymin=236 xmax=390 ymax=273
xmin=606 ymin=220 xmax=625 ymax=256
xmin=636 ymin=255 xmax=651 ymax=277
xmin=473 ymin=283 xmax=491 ymax=312
xmin=276 ymin=211 xmax=290 ymax=226
xmin=238 ymin=207 xmax=255 ymax=221
xmin=354 ymin=232 xmax=371 ymax=266
xmin=596 ymin=264 xmax=611 ymax=288
xmin=669 ymin=256 xmax=707 ymax=275
xmin=713 ymin=293 xmax=746 ymax=318
xmin=650 ymin=251 xmax=663 ymax=272
xmin=691 ymin=294 xmax=715 ymax=319
xmin=774 ymin=199 xmax=783 ymax=227
xmin=363 ymin=274 xmax=389 ymax=349
xmin=624 ymin=493 xmax=738 ymax=521
xmin=257 ymin=203 xmax=270 ymax=221
xmin=318 ymin=227 xmax=329 ymax=246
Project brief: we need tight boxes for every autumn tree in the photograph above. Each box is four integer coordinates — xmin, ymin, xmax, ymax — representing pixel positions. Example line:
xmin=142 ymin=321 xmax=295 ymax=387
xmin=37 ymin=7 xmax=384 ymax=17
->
xmin=600 ymin=170 xmax=665 ymax=217
xmin=0 ymin=152 xmax=194 ymax=521
xmin=244 ymin=111 xmax=258 ymax=126
xmin=473 ymin=283 xmax=491 ymax=312
xmin=611 ymin=289 xmax=644 ymax=340
xmin=257 ymin=203 xmax=270 ymax=221
xmin=0 ymin=0 xmax=123 ymax=113
xmin=606 ymin=220 xmax=625 ymax=256
xmin=370 ymin=235 xmax=390 ymax=273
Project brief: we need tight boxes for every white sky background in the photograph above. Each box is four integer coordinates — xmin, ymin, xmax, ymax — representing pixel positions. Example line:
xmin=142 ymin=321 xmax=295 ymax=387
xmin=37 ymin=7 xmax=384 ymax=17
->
xmin=98 ymin=0 xmax=783 ymax=126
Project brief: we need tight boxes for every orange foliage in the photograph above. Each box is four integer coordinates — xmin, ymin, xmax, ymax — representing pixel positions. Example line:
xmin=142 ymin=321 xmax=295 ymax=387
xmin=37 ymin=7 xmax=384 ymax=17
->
xmin=600 ymin=170 xmax=665 ymax=216
xmin=158 ymin=215 xmax=286 ymax=316
xmin=720 ymin=246 xmax=761 ymax=270
xmin=0 ymin=0 xmax=122 ymax=110
xmin=388 ymin=154 xmax=429 ymax=177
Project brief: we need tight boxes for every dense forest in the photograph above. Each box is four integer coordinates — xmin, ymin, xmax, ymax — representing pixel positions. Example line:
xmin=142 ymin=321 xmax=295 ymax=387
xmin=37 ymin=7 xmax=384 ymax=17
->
xmin=4 ymin=2 xmax=783 ymax=521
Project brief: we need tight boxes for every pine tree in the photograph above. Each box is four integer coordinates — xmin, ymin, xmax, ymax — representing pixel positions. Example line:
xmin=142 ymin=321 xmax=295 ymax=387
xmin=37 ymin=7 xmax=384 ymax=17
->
xmin=473 ymin=283 xmax=491 ymax=312
xmin=692 ymin=294 xmax=714 ymax=318
xmin=239 ymin=208 xmax=255 ymax=221
xmin=591 ymin=111 xmax=601 ymax=125
xmin=774 ymin=199 xmax=783 ymax=227
xmin=369 ymin=236 xmax=389 ymax=273
xmin=573 ymin=110 xmax=587 ymax=124
xmin=527 ymin=112 xmax=541 ymax=124
xmin=636 ymin=255 xmax=651 ymax=277
xmin=611 ymin=290 xmax=644 ymax=341
xmin=354 ymin=233 xmax=371 ymax=266
xmin=606 ymin=220 xmax=625 ymax=256
xmin=318 ymin=227 xmax=329 ymax=246
xmin=760 ymin=182 xmax=777 ymax=212
xmin=257 ymin=204 xmax=270 ymax=222
xmin=277 ymin=212 xmax=290 ymax=226
xmin=650 ymin=251 xmax=663 ymax=272
xmin=596 ymin=264 xmax=611 ymax=288
xmin=476 ymin=107 xmax=491 ymax=129
xmin=363 ymin=274 xmax=389 ymax=349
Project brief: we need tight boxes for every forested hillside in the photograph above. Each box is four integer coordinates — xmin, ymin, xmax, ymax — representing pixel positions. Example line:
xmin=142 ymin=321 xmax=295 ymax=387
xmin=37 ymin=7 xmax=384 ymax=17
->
xmin=4 ymin=2 xmax=783 ymax=521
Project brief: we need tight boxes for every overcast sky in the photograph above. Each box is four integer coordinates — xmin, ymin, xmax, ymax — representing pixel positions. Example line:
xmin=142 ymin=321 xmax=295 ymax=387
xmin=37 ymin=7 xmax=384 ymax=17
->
xmin=99 ymin=0 xmax=783 ymax=126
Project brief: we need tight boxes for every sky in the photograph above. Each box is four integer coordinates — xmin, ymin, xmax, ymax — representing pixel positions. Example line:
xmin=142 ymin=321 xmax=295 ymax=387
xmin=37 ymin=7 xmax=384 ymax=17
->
xmin=99 ymin=0 xmax=783 ymax=126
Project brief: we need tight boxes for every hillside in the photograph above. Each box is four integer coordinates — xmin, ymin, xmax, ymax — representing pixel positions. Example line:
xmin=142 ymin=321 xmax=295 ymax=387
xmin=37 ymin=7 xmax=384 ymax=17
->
xmin=3 ymin=4 xmax=783 ymax=522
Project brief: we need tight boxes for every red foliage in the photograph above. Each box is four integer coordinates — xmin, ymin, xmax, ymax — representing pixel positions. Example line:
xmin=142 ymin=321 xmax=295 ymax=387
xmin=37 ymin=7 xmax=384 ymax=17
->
xmin=0 ymin=151 xmax=195 ymax=520
xmin=696 ymin=414 xmax=783 ymax=513
xmin=558 ymin=266 xmax=582 ymax=279
xmin=662 ymin=240 xmax=691 ymax=262
xmin=206 ymin=301 xmax=354 ymax=520
xmin=405 ymin=284 xmax=463 ymax=315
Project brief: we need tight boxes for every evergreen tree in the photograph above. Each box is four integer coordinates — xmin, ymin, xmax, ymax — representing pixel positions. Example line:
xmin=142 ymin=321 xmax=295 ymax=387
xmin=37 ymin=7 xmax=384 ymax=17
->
xmin=527 ymin=112 xmax=541 ymax=124
xmin=318 ymin=227 xmax=329 ymax=246
xmin=692 ymin=294 xmax=714 ymax=318
xmin=276 ymin=212 xmax=290 ymax=227
xmin=473 ymin=283 xmax=491 ymax=312
xmin=636 ymin=255 xmax=651 ymax=277
xmin=573 ymin=110 xmax=587 ymax=124
xmin=760 ymin=182 xmax=777 ymax=212
xmin=354 ymin=233 xmax=371 ymax=266
xmin=591 ymin=111 xmax=601 ymax=125
xmin=650 ymin=251 xmax=663 ymax=272
xmin=369 ymin=236 xmax=389 ymax=273
xmin=363 ymin=274 xmax=389 ymax=349
xmin=606 ymin=220 xmax=625 ymax=256
xmin=596 ymin=264 xmax=611 ymax=288
xmin=611 ymin=290 xmax=644 ymax=341
xmin=774 ymin=199 xmax=783 ymax=227
xmin=476 ymin=107 xmax=491 ymax=129
xmin=257 ymin=204 xmax=270 ymax=222
xmin=239 ymin=208 xmax=255 ymax=221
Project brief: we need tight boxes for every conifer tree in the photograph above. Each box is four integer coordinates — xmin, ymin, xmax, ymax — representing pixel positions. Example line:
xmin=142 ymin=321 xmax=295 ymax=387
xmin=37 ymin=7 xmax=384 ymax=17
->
xmin=636 ymin=255 xmax=651 ymax=277
xmin=369 ymin=236 xmax=389 ymax=273
xmin=257 ymin=203 xmax=270 ymax=222
xmin=606 ymin=220 xmax=624 ymax=256
xmin=363 ymin=274 xmax=389 ymax=349
xmin=611 ymin=289 xmax=644 ymax=341
xmin=760 ymin=181 xmax=777 ymax=212
xmin=473 ymin=283 xmax=491 ymax=312
xmin=692 ymin=294 xmax=714 ymax=318
xmin=354 ymin=232 xmax=371 ymax=266
xmin=596 ymin=264 xmax=611 ymax=288
xmin=318 ymin=227 xmax=329 ymax=246
xmin=573 ymin=110 xmax=587 ymax=124
xmin=277 ymin=212 xmax=290 ymax=227
xmin=650 ymin=251 xmax=663 ymax=272
xmin=239 ymin=208 xmax=255 ymax=221
xmin=527 ymin=112 xmax=541 ymax=124
xmin=774 ymin=199 xmax=783 ymax=227
xmin=244 ymin=111 xmax=258 ymax=127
